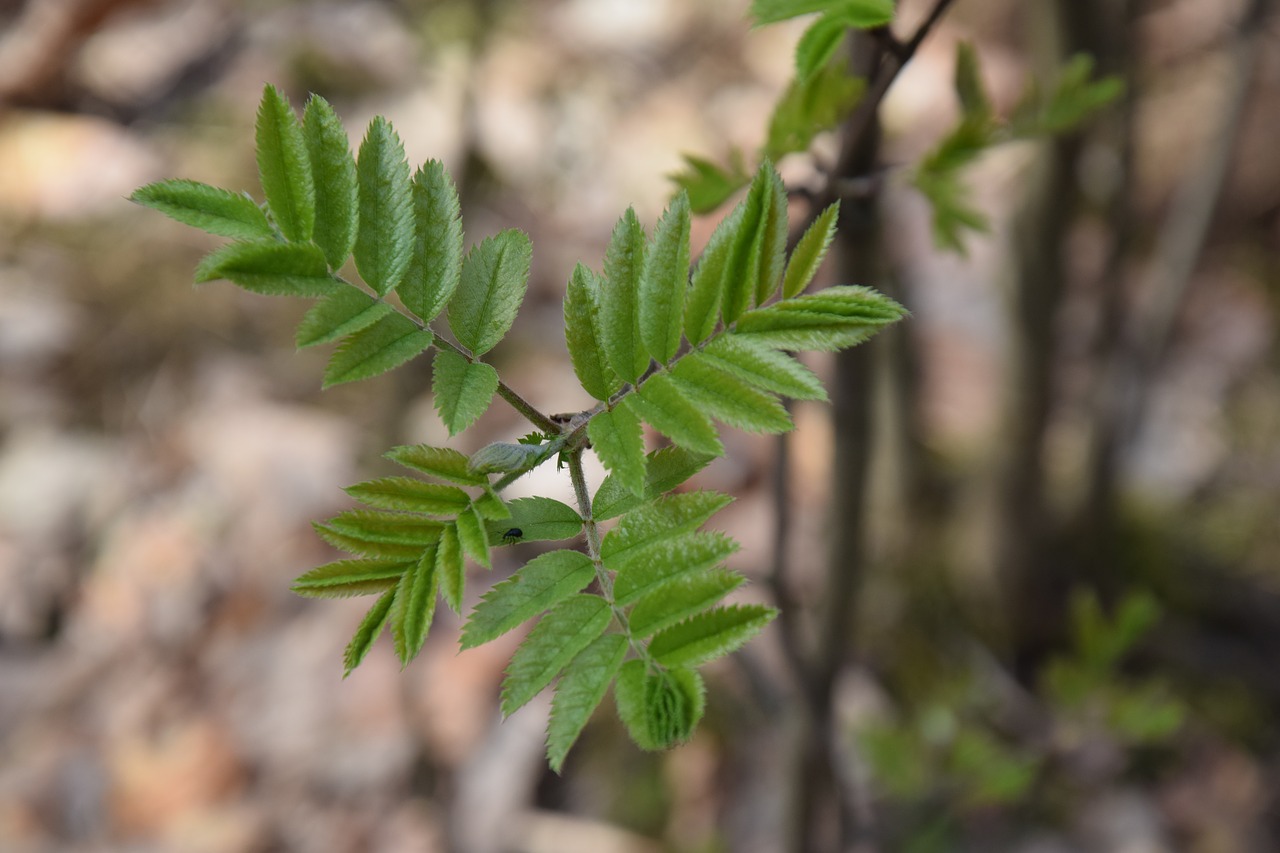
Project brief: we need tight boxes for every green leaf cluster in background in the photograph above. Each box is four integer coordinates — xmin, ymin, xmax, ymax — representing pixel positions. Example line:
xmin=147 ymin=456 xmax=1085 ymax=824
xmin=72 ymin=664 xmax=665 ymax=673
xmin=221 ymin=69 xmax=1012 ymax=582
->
xmin=133 ymin=84 xmax=905 ymax=770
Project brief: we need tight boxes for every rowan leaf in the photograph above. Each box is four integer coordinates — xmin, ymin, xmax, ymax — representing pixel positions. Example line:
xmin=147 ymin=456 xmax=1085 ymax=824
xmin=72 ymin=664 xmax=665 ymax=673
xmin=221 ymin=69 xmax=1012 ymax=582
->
xmin=291 ymin=558 xmax=411 ymax=598
xmin=592 ymin=446 xmax=717 ymax=522
xmin=130 ymin=179 xmax=271 ymax=240
xmin=601 ymin=490 xmax=733 ymax=570
xmin=546 ymin=633 xmax=628 ymax=772
xmin=321 ymin=510 xmax=447 ymax=546
xmin=781 ymin=202 xmax=839 ymax=298
xmin=449 ymin=230 xmax=532 ymax=356
xmin=629 ymin=568 xmax=745 ymax=638
xmin=354 ymin=117 xmax=413 ymax=295
xmin=684 ymin=203 xmax=742 ymax=345
xmin=751 ymin=0 xmax=894 ymax=29
xmin=627 ymin=373 xmax=723 ymax=456
xmin=648 ymin=604 xmax=777 ymax=668
xmin=588 ymin=405 xmax=646 ymax=497
xmin=392 ymin=546 xmax=439 ymax=665
xmin=564 ymin=263 xmax=622 ymax=402
xmin=599 ymin=208 xmax=650 ymax=383
xmin=195 ymin=240 xmax=336 ymax=297
xmin=322 ymin=312 xmax=433 ymax=387
xmin=489 ymin=497 xmax=582 ymax=544
xmin=639 ymin=191 xmax=691 ymax=365
xmin=613 ymin=531 xmax=739 ymax=606
xmin=345 ymin=477 xmax=471 ymax=514
xmin=795 ymin=13 xmax=848 ymax=81
xmin=501 ymin=594 xmax=611 ymax=716
xmin=303 ymin=94 xmax=358 ymax=268
xmin=614 ymin=661 xmax=705 ymax=751
xmin=295 ymin=286 xmax=393 ymax=348
xmin=343 ymin=586 xmax=396 ymax=676
xmin=436 ymin=524 xmax=466 ymax=614
xmin=385 ymin=444 xmax=487 ymax=486
xmin=312 ymin=520 xmax=431 ymax=560
xmin=670 ymin=353 xmax=793 ymax=434
xmin=455 ymin=505 xmax=492 ymax=569
xmin=669 ymin=152 xmax=750 ymax=215
xmin=701 ymin=335 xmax=827 ymax=401
xmin=255 ymin=83 xmax=314 ymax=242
xmin=399 ymin=160 xmax=463 ymax=322
xmin=431 ymin=350 xmax=499 ymax=436
xmin=461 ymin=549 xmax=595 ymax=649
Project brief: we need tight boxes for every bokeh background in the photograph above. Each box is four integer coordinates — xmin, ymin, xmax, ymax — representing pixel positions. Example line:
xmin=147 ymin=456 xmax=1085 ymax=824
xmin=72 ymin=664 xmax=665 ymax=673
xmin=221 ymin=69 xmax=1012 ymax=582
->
xmin=1 ymin=0 xmax=1278 ymax=851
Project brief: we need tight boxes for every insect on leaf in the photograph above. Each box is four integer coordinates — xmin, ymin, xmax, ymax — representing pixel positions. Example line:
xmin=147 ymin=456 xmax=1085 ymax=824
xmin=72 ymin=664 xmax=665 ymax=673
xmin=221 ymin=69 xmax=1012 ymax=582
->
xmin=488 ymin=497 xmax=582 ymax=544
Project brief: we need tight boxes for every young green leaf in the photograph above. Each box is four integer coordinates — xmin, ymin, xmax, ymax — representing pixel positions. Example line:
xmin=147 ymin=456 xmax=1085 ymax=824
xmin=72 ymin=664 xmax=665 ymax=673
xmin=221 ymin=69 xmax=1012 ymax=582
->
xmin=385 ymin=444 xmax=487 ymax=486
xmin=195 ymin=240 xmax=336 ymax=297
xmin=588 ymin=405 xmax=646 ymax=498
xmin=600 ymin=491 xmax=734 ymax=570
xmin=669 ymin=152 xmax=751 ymax=215
xmin=312 ymin=520 xmax=430 ymax=560
xmin=399 ymin=160 xmax=463 ymax=323
xmin=460 ymin=549 xmax=596 ymax=649
xmin=130 ymin=180 xmax=272 ymax=240
xmin=795 ymin=13 xmax=847 ymax=81
xmin=684 ymin=203 xmax=743 ymax=345
xmin=564 ymin=263 xmax=622 ymax=402
xmin=291 ymin=558 xmax=412 ymax=598
xmin=547 ymin=633 xmax=628 ymax=772
xmin=490 ymin=497 xmax=582 ymax=544
xmin=613 ymin=531 xmax=739 ymax=606
xmin=626 ymin=373 xmax=723 ymax=456
xmin=954 ymin=41 xmax=992 ymax=120
xmin=614 ymin=661 xmax=705 ymax=751
xmin=255 ymin=83 xmax=314 ymax=242
xmin=322 ymin=312 xmax=433 ymax=388
xmin=473 ymin=487 xmax=512 ymax=521
xmin=732 ymin=285 xmax=906 ymax=351
xmin=599 ymin=208 xmax=650 ymax=383
xmin=345 ymin=477 xmax=471 ymax=514
xmin=670 ymin=354 xmax=793 ymax=434
xmin=343 ymin=586 xmax=396 ymax=676
xmin=781 ymin=202 xmax=839 ymax=298
xmin=701 ymin=335 xmax=827 ymax=401
xmin=592 ymin=446 xmax=717 ymax=522
xmin=468 ymin=441 xmax=547 ymax=475
xmin=303 ymin=94 xmax=358 ymax=268
xmin=765 ymin=56 xmax=866 ymax=161
xmin=648 ymin=604 xmax=777 ymax=668
xmin=436 ymin=524 xmax=466 ymax=613
xmin=629 ymin=568 xmax=745 ymax=638
xmin=392 ymin=546 xmax=439 ymax=665
xmin=355 ymin=116 xmax=414 ymax=295
xmin=751 ymin=0 xmax=894 ymax=27
xmin=449 ymin=229 xmax=532 ymax=356
xmin=295 ymin=286 xmax=394 ymax=348
xmin=720 ymin=166 xmax=773 ymax=325
xmin=501 ymin=594 xmax=612 ymax=716
xmin=431 ymin=350 xmax=499 ymax=436
xmin=455 ymin=506 xmax=492 ymax=569
xmin=639 ymin=192 xmax=691 ymax=365
xmin=321 ymin=510 xmax=447 ymax=546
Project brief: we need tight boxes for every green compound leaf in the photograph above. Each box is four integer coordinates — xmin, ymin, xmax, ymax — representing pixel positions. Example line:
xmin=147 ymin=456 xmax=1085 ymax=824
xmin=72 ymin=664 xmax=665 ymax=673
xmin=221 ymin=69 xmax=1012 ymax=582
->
xmin=130 ymin=179 xmax=272 ymax=240
xmin=630 ymin=568 xmax=745 ymax=638
xmin=431 ymin=350 xmax=499 ymax=436
xmin=670 ymin=152 xmax=751 ymax=215
xmin=601 ymin=490 xmax=733 ymax=570
xmin=291 ymin=558 xmax=411 ymax=598
xmin=733 ymin=285 xmax=906 ymax=351
xmin=765 ymin=56 xmax=866 ymax=161
xmin=588 ymin=405 xmax=646 ymax=498
xmin=752 ymin=0 xmax=895 ymax=26
xmin=392 ymin=546 xmax=439 ymax=665
xmin=547 ymin=633 xmax=628 ymax=772
xmin=782 ymin=201 xmax=839 ymax=298
xmin=455 ymin=505 xmax=492 ymax=569
xmin=399 ymin=160 xmax=463 ymax=323
xmin=564 ymin=263 xmax=622 ymax=402
xmin=490 ymin=497 xmax=583 ymax=544
xmin=449 ymin=229 xmax=532 ymax=356
xmin=599 ymin=208 xmax=650 ymax=383
xmin=592 ymin=446 xmax=717 ymax=522
xmin=312 ymin=519 xmax=431 ymax=561
xmin=627 ymin=372 xmax=723 ymax=456
xmin=670 ymin=353 xmax=793 ymax=434
xmin=345 ymin=477 xmax=471 ymax=515
xmin=303 ymin=94 xmax=358 ymax=268
xmin=613 ymin=531 xmax=739 ymax=606
xmin=320 ymin=510 xmax=447 ymax=546
xmin=684 ymin=202 xmax=743 ymax=345
xmin=614 ymin=661 xmax=705 ymax=751
xmin=501 ymin=594 xmax=611 ymax=716
xmin=954 ymin=41 xmax=992 ymax=120
xmin=322 ymin=311 xmax=433 ymax=388
xmin=648 ymin=604 xmax=777 ymax=668
xmin=195 ymin=239 xmax=336 ymax=297
xmin=711 ymin=162 xmax=787 ymax=325
xmin=701 ymin=335 xmax=827 ymax=401
xmin=473 ymin=487 xmax=511 ymax=521
xmin=385 ymin=444 xmax=487 ymax=486
xmin=255 ymin=83 xmax=314 ymax=242
xmin=295 ymin=286 xmax=393 ymax=348
xmin=343 ymin=586 xmax=396 ymax=676
xmin=795 ymin=13 xmax=848 ymax=81
xmin=461 ymin=549 xmax=595 ymax=649
xmin=639 ymin=191 xmax=691 ymax=365
xmin=436 ymin=524 xmax=466 ymax=614
xmin=354 ymin=116 xmax=413 ymax=295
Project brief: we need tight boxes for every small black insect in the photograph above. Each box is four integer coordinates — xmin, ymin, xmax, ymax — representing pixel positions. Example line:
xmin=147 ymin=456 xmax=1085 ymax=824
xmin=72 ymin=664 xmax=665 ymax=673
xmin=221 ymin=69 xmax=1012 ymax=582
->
xmin=501 ymin=527 xmax=523 ymax=545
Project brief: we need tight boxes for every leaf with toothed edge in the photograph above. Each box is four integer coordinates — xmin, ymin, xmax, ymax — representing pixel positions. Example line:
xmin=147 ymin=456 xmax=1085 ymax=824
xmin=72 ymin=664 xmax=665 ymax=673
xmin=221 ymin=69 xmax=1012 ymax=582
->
xmin=546 ymin=633 xmax=628 ymax=772
xmin=461 ymin=550 xmax=595 ymax=649
xmin=501 ymin=594 xmax=612 ymax=716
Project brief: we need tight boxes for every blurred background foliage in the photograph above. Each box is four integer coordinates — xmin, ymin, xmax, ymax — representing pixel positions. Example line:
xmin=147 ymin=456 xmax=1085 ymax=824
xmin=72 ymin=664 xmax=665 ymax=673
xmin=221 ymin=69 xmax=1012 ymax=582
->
xmin=0 ymin=0 xmax=1278 ymax=851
